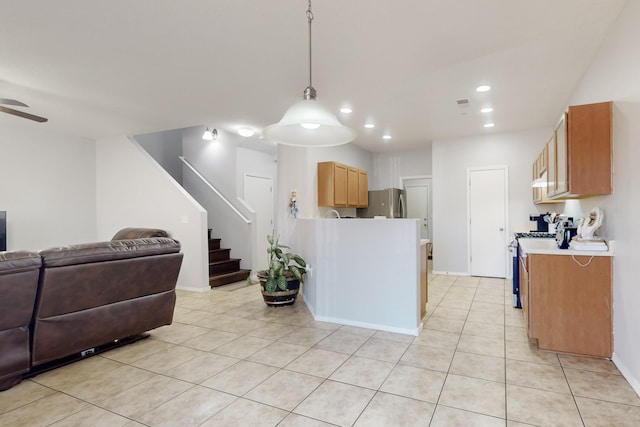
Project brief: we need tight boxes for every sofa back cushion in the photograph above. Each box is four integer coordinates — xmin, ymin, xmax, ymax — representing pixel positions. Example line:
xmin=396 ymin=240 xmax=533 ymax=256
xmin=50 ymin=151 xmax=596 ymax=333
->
xmin=36 ymin=238 xmax=182 ymax=317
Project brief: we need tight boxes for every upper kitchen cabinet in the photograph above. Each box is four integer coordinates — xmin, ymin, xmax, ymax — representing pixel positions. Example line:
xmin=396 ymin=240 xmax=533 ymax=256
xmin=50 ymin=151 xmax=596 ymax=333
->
xmin=533 ymin=140 xmax=555 ymax=204
xmin=317 ymin=161 xmax=368 ymax=208
xmin=549 ymin=101 xmax=612 ymax=199
xmin=358 ymin=169 xmax=368 ymax=208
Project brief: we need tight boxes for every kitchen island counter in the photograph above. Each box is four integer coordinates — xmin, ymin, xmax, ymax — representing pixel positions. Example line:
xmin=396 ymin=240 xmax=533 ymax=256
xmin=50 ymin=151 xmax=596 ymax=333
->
xmin=296 ymin=218 xmax=422 ymax=335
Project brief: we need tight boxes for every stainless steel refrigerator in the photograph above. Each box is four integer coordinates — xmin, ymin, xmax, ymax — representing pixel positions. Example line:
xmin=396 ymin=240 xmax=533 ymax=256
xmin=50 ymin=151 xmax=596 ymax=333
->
xmin=356 ymin=188 xmax=406 ymax=218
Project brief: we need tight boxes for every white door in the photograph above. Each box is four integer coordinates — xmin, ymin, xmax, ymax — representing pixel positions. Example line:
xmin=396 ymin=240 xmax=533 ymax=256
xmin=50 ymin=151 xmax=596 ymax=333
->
xmin=469 ymin=167 xmax=507 ymax=278
xmin=404 ymin=179 xmax=431 ymax=240
xmin=244 ymin=174 xmax=274 ymax=271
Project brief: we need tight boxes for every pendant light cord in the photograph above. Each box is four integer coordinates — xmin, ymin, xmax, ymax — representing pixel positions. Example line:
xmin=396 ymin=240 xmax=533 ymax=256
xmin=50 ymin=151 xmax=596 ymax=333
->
xmin=304 ymin=0 xmax=316 ymax=100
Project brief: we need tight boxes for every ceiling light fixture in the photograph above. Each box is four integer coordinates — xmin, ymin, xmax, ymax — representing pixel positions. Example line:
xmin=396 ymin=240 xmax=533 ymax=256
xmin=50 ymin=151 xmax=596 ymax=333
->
xmin=263 ymin=0 xmax=356 ymax=147
xmin=382 ymin=135 xmax=392 ymax=140
xmin=340 ymin=107 xmax=353 ymax=114
xmin=202 ymin=127 xmax=218 ymax=140
xmin=238 ymin=128 xmax=255 ymax=137
xmin=364 ymin=123 xmax=375 ymax=129
xmin=476 ymin=85 xmax=491 ymax=92
xmin=484 ymin=123 xmax=495 ymax=128
xmin=481 ymin=107 xmax=494 ymax=113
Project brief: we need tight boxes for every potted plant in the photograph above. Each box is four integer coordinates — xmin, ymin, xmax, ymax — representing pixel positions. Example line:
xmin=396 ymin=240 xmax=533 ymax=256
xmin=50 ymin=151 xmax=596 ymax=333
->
xmin=257 ymin=232 xmax=307 ymax=307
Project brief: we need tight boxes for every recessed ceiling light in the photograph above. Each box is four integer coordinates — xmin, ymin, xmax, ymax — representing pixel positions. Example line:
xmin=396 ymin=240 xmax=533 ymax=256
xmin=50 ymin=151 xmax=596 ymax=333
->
xmin=476 ymin=85 xmax=491 ymax=93
xmin=340 ymin=107 xmax=353 ymax=114
xmin=481 ymin=107 xmax=494 ymax=113
xmin=484 ymin=123 xmax=495 ymax=128
xmin=364 ymin=123 xmax=375 ymax=129
xmin=382 ymin=135 xmax=392 ymax=140
xmin=238 ymin=128 xmax=255 ymax=137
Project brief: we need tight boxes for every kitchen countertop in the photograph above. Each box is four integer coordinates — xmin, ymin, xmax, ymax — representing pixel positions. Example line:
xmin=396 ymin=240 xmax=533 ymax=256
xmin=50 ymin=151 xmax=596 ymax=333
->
xmin=518 ymin=238 xmax=614 ymax=257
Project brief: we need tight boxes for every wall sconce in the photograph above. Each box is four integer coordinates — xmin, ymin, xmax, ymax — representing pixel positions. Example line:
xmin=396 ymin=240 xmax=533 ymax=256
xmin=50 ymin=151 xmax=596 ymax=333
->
xmin=202 ymin=127 xmax=218 ymax=141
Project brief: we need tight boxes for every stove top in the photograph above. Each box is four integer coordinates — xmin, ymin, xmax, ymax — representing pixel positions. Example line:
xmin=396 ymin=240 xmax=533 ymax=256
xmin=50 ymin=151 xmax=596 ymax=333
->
xmin=514 ymin=232 xmax=555 ymax=239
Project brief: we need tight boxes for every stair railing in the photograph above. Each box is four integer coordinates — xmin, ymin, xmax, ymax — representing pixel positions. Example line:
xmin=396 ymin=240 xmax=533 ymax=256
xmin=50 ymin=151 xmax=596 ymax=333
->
xmin=179 ymin=156 xmax=251 ymax=224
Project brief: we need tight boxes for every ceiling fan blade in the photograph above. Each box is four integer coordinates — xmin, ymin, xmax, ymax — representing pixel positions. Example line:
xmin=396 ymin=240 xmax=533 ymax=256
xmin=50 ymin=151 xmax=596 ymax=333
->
xmin=0 ymin=98 xmax=29 ymax=107
xmin=0 ymin=106 xmax=48 ymax=123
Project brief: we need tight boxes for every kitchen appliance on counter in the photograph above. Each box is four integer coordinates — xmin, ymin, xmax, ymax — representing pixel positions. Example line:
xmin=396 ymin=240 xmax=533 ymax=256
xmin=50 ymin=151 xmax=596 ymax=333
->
xmin=356 ymin=188 xmax=405 ymax=218
xmin=529 ymin=214 xmax=549 ymax=232
xmin=510 ymin=231 xmax=555 ymax=308
xmin=556 ymin=221 xmax=578 ymax=249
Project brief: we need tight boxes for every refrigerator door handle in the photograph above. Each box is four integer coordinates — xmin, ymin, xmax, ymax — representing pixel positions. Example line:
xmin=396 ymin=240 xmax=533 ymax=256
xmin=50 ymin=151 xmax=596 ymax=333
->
xmin=398 ymin=194 xmax=405 ymax=218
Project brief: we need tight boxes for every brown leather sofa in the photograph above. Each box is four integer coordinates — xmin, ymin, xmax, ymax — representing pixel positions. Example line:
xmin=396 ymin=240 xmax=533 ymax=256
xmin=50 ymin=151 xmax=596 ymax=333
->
xmin=0 ymin=228 xmax=183 ymax=391
xmin=0 ymin=251 xmax=42 ymax=390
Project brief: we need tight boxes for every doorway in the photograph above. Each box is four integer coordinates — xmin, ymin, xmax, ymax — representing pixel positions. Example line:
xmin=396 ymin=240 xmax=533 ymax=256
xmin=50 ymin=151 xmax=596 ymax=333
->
xmin=468 ymin=167 xmax=508 ymax=278
xmin=244 ymin=173 xmax=274 ymax=271
xmin=403 ymin=178 xmax=432 ymax=241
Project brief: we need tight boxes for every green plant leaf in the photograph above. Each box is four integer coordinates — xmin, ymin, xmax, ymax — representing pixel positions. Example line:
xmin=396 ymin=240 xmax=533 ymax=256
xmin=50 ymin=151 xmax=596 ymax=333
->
xmin=267 ymin=234 xmax=274 ymax=245
xmin=276 ymin=275 xmax=288 ymax=291
xmin=279 ymin=244 xmax=290 ymax=249
xmin=291 ymin=255 xmax=306 ymax=268
xmin=265 ymin=277 xmax=277 ymax=293
xmin=282 ymin=253 xmax=290 ymax=266
xmin=290 ymin=265 xmax=304 ymax=283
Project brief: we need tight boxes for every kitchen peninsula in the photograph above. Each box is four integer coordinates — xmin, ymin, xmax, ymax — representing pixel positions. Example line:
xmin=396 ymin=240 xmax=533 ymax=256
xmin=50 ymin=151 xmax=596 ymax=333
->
xmin=296 ymin=218 xmax=425 ymax=335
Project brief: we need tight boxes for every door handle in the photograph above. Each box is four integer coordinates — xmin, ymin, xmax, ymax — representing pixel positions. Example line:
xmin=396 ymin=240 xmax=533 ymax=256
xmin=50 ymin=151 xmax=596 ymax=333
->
xmin=499 ymin=227 xmax=504 ymax=231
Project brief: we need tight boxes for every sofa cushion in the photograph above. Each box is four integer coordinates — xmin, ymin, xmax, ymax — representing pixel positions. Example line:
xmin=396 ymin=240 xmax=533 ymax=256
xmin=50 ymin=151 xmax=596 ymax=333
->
xmin=0 ymin=251 xmax=41 ymax=274
xmin=39 ymin=238 xmax=180 ymax=268
xmin=112 ymin=227 xmax=170 ymax=240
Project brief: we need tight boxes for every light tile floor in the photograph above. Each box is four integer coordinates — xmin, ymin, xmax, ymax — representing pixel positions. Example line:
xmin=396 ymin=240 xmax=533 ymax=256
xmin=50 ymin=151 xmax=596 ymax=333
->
xmin=2 ymin=270 xmax=640 ymax=426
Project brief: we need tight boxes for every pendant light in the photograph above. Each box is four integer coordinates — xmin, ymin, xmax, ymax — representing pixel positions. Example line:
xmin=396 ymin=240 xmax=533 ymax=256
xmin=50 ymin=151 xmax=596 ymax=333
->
xmin=263 ymin=0 xmax=356 ymax=147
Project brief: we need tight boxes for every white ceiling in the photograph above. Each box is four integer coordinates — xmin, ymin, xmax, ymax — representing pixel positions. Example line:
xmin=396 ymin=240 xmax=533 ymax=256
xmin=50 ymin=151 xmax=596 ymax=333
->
xmin=0 ymin=0 xmax=626 ymax=152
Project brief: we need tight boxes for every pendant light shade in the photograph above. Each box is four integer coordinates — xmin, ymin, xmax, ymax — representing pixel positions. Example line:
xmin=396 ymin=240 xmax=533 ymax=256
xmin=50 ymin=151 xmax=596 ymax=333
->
xmin=263 ymin=0 xmax=356 ymax=147
xmin=264 ymin=99 xmax=357 ymax=147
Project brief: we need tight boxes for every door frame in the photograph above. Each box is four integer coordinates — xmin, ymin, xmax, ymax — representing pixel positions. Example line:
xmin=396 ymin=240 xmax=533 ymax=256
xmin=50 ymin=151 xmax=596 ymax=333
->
xmin=401 ymin=175 xmax=433 ymax=242
xmin=466 ymin=166 xmax=509 ymax=277
xmin=243 ymin=172 xmax=274 ymax=274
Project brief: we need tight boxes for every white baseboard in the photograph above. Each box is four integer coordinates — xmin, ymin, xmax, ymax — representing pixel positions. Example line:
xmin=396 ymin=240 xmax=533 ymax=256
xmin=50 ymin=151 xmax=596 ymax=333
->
xmin=310 ymin=314 xmax=422 ymax=337
xmin=432 ymin=270 xmax=471 ymax=276
xmin=176 ymin=285 xmax=209 ymax=292
xmin=612 ymin=353 xmax=640 ymax=398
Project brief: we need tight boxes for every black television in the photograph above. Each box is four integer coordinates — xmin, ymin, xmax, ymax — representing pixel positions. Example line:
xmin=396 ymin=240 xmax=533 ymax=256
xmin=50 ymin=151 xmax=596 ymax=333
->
xmin=0 ymin=211 xmax=6 ymax=251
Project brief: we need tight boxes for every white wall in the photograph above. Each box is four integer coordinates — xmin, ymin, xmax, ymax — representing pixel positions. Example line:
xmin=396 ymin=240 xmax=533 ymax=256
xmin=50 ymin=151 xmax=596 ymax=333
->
xmin=0 ymin=123 xmax=96 ymax=250
xmin=96 ymin=136 xmax=208 ymax=291
xmin=432 ymin=128 xmax=561 ymax=275
xmin=560 ymin=0 xmax=640 ymax=395
xmin=371 ymin=144 xmax=433 ymax=190
xmin=135 ymin=129 xmax=184 ymax=184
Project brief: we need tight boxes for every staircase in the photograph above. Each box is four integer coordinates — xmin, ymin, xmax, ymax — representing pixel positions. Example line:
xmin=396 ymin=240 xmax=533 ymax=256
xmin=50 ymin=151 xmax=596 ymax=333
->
xmin=207 ymin=230 xmax=251 ymax=288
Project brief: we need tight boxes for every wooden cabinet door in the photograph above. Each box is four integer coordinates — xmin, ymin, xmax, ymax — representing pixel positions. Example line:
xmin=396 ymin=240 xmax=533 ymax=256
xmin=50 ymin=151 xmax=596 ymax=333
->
xmin=347 ymin=167 xmax=359 ymax=207
xmin=528 ymin=254 xmax=612 ymax=357
xmin=547 ymin=136 xmax=556 ymax=197
xmin=555 ymin=113 xmax=568 ymax=195
xmin=357 ymin=170 xmax=368 ymax=207
xmin=334 ymin=163 xmax=348 ymax=206
xmin=519 ymin=256 xmax=530 ymax=336
xmin=566 ymin=101 xmax=612 ymax=196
